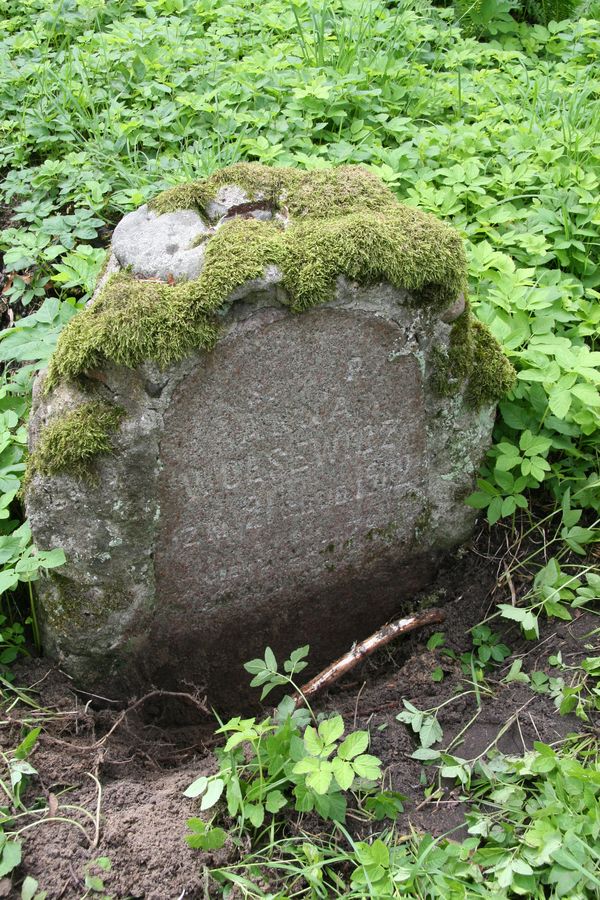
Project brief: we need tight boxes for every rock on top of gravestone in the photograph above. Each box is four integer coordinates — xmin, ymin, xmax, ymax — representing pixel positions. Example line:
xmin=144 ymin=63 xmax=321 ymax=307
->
xmin=25 ymin=163 xmax=515 ymax=708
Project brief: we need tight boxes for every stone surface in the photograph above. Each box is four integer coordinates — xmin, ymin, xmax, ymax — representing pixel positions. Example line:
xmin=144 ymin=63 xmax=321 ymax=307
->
xmin=112 ymin=205 xmax=210 ymax=281
xmin=26 ymin=171 xmax=503 ymax=710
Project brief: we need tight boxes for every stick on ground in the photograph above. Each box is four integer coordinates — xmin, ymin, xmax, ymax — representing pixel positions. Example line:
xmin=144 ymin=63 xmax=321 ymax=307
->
xmin=293 ymin=607 xmax=445 ymax=709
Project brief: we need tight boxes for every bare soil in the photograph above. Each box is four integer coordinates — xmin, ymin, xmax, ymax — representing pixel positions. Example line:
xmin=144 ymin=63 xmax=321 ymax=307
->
xmin=1 ymin=523 xmax=595 ymax=899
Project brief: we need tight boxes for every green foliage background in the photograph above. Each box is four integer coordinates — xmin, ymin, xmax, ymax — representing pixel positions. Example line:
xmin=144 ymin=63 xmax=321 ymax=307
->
xmin=0 ymin=0 xmax=599 ymax=527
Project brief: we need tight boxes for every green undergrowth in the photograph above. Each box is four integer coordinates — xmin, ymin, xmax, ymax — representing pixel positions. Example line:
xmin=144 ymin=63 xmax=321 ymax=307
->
xmin=27 ymin=401 xmax=125 ymax=480
xmin=182 ymin=640 xmax=600 ymax=899
xmin=46 ymin=164 xmax=510 ymax=409
xmin=1 ymin=0 xmax=598 ymax=522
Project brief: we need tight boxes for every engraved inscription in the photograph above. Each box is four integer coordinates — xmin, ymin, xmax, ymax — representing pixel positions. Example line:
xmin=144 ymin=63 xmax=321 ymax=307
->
xmin=156 ymin=308 xmax=427 ymax=617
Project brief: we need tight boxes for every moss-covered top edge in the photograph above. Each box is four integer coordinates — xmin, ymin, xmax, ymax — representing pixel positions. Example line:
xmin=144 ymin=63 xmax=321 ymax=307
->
xmin=149 ymin=163 xmax=400 ymax=221
xmin=42 ymin=163 xmax=516 ymax=414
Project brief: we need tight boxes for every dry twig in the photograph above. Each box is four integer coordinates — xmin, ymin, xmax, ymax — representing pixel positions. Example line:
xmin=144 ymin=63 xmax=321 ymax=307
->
xmin=293 ymin=608 xmax=445 ymax=709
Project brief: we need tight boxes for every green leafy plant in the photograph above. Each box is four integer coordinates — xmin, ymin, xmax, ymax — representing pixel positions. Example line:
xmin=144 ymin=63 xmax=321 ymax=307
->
xmin=499 ymin=555 xmax=599 ymax=640
xmin=0 ymin=727 xmax=40 ymax=811
xmin=453 ymin=0 xmax=579 ymax=36
xmin=83 ymin=856 xmax=112 ymax=895
xmin=184 ymin=645 xmax=387 ymax=850
xmin=0 ymin=615 xmax=27 ymax=671
xmin=0 ymin=829 xmax=21 ymax=880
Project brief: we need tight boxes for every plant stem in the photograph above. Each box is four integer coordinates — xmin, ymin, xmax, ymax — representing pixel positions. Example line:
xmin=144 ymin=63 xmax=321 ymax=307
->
xmin=28 ymin=581 xmax=41 ymax=653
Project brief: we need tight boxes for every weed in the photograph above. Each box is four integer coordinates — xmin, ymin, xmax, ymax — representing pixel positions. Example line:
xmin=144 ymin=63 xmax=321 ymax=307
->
xmin=184 ymin=646 xmax=391 ymax=850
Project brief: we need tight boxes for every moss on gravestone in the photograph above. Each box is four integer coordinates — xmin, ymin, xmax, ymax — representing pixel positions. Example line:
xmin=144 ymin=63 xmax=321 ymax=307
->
xmin=28 ymin=401 xmax=125 ymax=479
xmin=38 ymin=164 xmax=514 ymax=474
xmin=431 ymin=309 xmax=515 ymax=407
xmin=45 ymin=164 xmax=470 ymax=391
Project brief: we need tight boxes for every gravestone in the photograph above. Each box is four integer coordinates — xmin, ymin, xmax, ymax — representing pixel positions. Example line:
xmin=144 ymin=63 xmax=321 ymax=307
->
xmin=26 ymin=164 xmax=513 ymax=707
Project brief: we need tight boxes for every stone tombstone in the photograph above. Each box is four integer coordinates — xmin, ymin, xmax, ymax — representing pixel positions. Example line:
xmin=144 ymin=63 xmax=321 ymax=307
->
xmin=26 ymin=164 xmax=513 ymax=708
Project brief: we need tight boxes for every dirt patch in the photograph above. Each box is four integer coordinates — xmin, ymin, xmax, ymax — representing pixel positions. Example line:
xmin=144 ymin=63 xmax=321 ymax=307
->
xmin=1 ymin=524 xmax=594 ymax=898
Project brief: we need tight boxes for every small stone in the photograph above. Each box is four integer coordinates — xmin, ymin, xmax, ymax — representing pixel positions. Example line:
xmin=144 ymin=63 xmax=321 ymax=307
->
xmin=205 ymin=184 xmax=252 ymax=222
xmin=112 ymin=205 xmax=210 ymax=281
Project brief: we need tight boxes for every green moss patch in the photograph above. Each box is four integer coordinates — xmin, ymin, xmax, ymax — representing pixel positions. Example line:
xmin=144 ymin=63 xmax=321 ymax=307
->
xmin=45 ymin=162 xmax=510 ymax=410
xmin=432 ymin=309 xmax=516 ymax=406
xmin=29 ymin=402 xmax=125 ymax=479
xmin=148 ymin=163 xmax=397 ymax=219
xmin=467 ymin=319 xmax=516 ymax=406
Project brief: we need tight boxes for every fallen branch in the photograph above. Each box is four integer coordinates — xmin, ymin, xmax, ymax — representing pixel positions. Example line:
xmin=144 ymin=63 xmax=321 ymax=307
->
xmin=293 ymin=608 xmax=445 ymax=709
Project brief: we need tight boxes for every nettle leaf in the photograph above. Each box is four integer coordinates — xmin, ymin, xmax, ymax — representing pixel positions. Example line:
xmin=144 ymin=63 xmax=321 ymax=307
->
xmin=337 ymin=730 xmax=369 ymax=760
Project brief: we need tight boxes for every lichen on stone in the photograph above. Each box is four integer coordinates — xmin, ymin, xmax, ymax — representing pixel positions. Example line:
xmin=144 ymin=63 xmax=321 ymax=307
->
xmin=29 ymin=401 xmax=125 ymax=479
